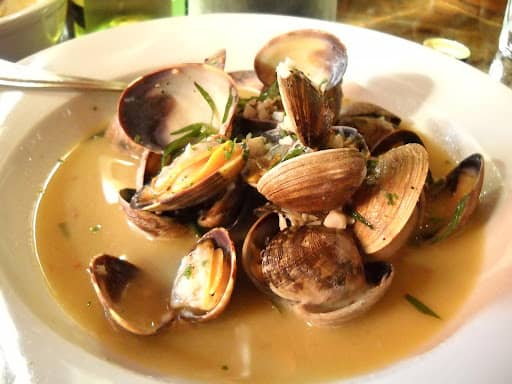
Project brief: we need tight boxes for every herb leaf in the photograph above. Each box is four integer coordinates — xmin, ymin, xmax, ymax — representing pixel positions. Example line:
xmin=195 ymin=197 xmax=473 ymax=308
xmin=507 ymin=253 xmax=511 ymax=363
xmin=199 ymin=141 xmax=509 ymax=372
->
xmin=430 ymin=194 xmax=469 ymax=243
xmin=223 ymin=139 xmax=236 ymax=160
xmin=258 ymin=81 xmax=280 ymax=101
xmin=222 ymin=89 xmax=234 ymax=124
xmin=58 ymin=222 xmax=70 ymax=238
xmin=183 ymin=265 xmax=193 ymax=279
xmin=405 ymin=293 xmax=441 ymax=319
xmin=161 ymin=123 xmax=216 ymax=166
xmin=194 ymin=82 xmax=218 ymax=121
xmin=89 ymin=224 xmax=102 ymax=233
xmin=384 ymin=191 xmax=399 ymax=206
xmin=350 ymin=210 xmax=374 ymax=229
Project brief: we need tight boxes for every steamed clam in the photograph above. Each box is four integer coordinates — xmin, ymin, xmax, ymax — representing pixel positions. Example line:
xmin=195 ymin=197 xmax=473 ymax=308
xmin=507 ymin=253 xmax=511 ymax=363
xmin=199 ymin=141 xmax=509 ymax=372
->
xmin=242 ymin=212 xmax=394 ymax=326
xmin=88 ymin=28 xmax=485 ymax=335
xmin=89 ymin=228 xmax=236 ymax=335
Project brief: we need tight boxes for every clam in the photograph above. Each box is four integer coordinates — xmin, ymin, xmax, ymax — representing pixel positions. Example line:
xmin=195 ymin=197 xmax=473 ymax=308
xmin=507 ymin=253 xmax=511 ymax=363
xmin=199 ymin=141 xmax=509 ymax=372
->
xmin=352 ymin=143 xmax=429 ymax=258
xmin=88 ymin=228 xmax=237 ymax=335
xmin=118 ymin=63 xmax=238 ymax=153
xmin=254 ymin=29 xmax=347 ymax=90
xmin=257 ymin=148 xmax=367 ymax=213
xmin=338 ymin=102 xmax=401 ymax=150
xmin=118 ymin=188 xmax=191 ymax=238
xmin=371 ymin=129 xmax=425 ymax=156
xmin=417 ymin=153 xmax=484 ymax=242
xmin=242 ymin=212 xmax=394 ymax=326
xmin=131 ymin=138 xmax=246 ymax=211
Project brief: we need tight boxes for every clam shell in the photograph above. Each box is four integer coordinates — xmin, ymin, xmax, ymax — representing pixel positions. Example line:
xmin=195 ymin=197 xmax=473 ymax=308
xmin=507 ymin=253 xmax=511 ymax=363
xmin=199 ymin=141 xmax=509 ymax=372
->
xmin=88 ymin=254 xmax=174 ymax=336
xmin=172 ymin=228 xmax=237 ymax=322
xmin=418 ymin=153 xmax=484 ymax=242
xmin=353 ymin=143 xmax=429 ymax=257
xmin=257 ymin=148 xmax=367 ymax=213
xmin=118 ymin=63 xmax=238 ymax=153
xmin=293 ymin=262 xmax=394 ymax=326
xmin=132 ymin=141 xmax=246 ymax=211
xmin=88 ymin=228 xmax=237 ymax=335
xmin=254 ymin=29 xmax=347 ymax=89
xmin=119 ymin=188 xmax=191 ymax=238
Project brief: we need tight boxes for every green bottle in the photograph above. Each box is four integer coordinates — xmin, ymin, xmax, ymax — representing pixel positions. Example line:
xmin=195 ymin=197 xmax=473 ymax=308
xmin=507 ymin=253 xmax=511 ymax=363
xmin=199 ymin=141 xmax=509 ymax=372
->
xmin=68 ymin=0 xmax=187 ymax=36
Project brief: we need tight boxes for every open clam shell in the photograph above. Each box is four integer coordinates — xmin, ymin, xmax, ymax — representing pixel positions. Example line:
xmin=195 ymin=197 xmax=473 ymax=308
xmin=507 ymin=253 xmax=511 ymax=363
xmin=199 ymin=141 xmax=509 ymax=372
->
xmin=277 ymin=67 xmax=334 ymax=148
xmin=88 ymin=228 xmax=237 ymax=335
xmin=257 ymin=148 xmax=367 ymax=213
xmin=338 ymin=102 xmax=402 ymax=150
xmin=88 ymin=254 xmax=173 ymax=336
xmin=353 ymin=143 xmax=429 ymax=257
xmin=254 ymin=29 xmax=347 ymax=90
xmin=119 ymin=188 xmax=191 ymax=238
xmin=132 ymin=139 xmax=246 ymax=211
xmin=118 ymin=63 xmax=238 ymax=153
xmin=418 ymin=153 xmax=484 ymax=242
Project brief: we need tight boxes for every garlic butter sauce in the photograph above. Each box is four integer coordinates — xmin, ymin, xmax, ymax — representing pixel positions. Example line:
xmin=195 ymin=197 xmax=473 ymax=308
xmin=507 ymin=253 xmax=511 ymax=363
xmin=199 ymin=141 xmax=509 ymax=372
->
xmin=34 ymin=133 xmax=483 ymax=383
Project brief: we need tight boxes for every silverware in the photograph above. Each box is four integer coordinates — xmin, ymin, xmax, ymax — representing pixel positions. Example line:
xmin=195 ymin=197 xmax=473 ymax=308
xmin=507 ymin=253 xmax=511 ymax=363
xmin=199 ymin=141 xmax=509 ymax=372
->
xmin=0 ymin=59 xmax=127 ymax=91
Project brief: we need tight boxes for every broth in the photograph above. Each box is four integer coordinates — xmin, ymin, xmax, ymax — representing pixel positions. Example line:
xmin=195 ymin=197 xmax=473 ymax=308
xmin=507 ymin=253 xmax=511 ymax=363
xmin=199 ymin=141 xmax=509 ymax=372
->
xmin=34 ymin=133 xmax=483 ymax=382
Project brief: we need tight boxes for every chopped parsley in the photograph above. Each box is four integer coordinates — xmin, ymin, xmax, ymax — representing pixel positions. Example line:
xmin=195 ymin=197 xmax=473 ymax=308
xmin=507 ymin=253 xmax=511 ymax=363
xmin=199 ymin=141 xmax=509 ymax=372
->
xmin=405 ymin=293 xmax=441 ymax=319
xmin=57 ymin=222 xmax=70 ymax=238
xmin=350 ymin=210 xmax=374 ymax=229
xmin=222 ymin=89 xmax=234 ymax=123
xmin=89 ymin=224 xmax=102 ymax=233
xmin=133 ymin=134 xmax=143 ymax=144
xmin=384 ymin=191 xmax=399 ymax=206
xmin=430 ymin=194 xmax=470 ymax=243
xmin=194 ymin=82 xmax=218 ymax=122
xmin=223 ymin=139 xmax=236 ymax=160
xmin=161 ymin=123 xmax=216 ymax=166
xmin=183 ymin=265 xmax=193 ymax=279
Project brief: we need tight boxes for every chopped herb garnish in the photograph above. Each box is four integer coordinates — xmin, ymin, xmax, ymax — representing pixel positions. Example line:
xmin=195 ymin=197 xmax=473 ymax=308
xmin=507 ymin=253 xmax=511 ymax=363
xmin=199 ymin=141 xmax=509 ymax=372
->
xmin=57 ymin=222 xmax=70 ymax=238
xmin=224 ymin=139 xmax=236 ymax=160
xmin=258 ymin=80 xmax=280 ymax=101
xmin=405 ymin=293 xmax=441 ymax=319
xmin=89 ymin=224 xmax=102 ymax=233
xmin=366 ymin=158 xmax=378 ymax=172
xmin=161 ymin=123 xmax=216 ymax=166
xmin=430 ymin=194 xmax=470 ymax=243
xmin=384 ymin=191 xmax=399 ymax=206
xmin=194 ymin=82 xmax=218 ymax=121
xmin=183 ymin=265 xmax=193 ymax=279
xmin=221 ymin=365 xmax=229 ymax=371
xmin=350 ymin=210 xmax=374 ymax=229
xmin=277 ymin=145 xmax=307 ymax=165
xmin=57 ymin=158 xmax=65 ymax=164
xmin=133 ymin=134 xmax=142 ymax=144
xmin=86 ymin=300 xmax=92 ymax=307
xmin=222 ymin=89 xmax=234 ymax=123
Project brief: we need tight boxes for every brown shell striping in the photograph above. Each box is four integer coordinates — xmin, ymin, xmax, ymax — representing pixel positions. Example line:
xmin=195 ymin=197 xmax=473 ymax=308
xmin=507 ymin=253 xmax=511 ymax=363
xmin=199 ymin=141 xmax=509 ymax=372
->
xmin=257 ymin=148 xmax=367 ymax=213
xmin=353 ymin=143 xmax=429 ymax=256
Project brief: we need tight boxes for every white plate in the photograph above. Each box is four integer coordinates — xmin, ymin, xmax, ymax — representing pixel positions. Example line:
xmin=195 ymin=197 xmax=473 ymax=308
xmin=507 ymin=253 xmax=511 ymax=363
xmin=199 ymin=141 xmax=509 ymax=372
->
xmin=0 ymin=13 xmax=511 ymax=384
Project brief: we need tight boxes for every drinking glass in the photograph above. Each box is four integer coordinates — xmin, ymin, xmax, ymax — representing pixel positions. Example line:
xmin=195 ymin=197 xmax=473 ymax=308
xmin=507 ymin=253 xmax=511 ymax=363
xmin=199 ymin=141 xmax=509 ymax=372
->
xmin=499 ymin=0 xmax=512 ymax=58
xmin=187 ymin=0 xmax=337 ymax=21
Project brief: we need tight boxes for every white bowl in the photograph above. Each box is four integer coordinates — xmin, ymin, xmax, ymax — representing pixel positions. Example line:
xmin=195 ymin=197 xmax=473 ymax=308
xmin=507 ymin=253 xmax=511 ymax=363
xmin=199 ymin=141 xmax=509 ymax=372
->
xmin=1 ymin=14 xmax=512 ymax=383
xmin=0 ymin=0 xmax=67 ymax=61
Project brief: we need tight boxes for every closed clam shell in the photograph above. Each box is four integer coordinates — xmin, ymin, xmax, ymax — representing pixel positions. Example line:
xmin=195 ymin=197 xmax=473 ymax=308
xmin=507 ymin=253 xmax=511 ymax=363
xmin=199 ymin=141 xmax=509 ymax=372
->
xmin=353 ymin=143 xmax=429 ymax=256
xmin=257 ymin=148 xmax=367 ymax=213
xmin=262 ymin=226 xmax=366 ymax=307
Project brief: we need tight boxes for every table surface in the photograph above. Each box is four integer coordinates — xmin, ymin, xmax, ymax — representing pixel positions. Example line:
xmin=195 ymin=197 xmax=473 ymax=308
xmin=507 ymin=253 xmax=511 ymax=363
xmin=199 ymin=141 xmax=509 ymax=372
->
xmin=336 ymin=0 xmax=507 ymax=72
